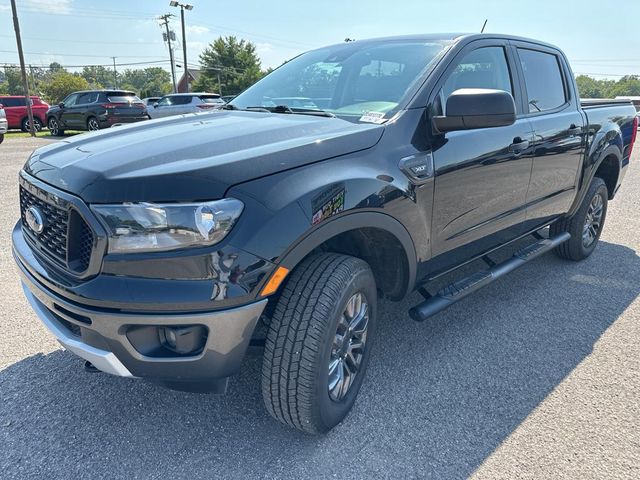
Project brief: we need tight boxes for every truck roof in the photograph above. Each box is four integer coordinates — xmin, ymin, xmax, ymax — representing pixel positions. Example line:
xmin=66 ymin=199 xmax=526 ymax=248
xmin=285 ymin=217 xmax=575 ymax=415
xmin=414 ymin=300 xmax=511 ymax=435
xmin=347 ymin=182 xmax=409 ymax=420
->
xmin=322 ymin=33 xmax=563 ymax=52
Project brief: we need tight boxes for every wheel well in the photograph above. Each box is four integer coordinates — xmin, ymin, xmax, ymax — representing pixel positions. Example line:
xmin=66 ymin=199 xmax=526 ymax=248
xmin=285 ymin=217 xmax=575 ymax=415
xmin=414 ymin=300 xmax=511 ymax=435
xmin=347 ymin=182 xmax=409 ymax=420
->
xmin=595 ymin=155 xmax=619 ymax=199
xmin=309 ymin=227 xmax=410 ymax=301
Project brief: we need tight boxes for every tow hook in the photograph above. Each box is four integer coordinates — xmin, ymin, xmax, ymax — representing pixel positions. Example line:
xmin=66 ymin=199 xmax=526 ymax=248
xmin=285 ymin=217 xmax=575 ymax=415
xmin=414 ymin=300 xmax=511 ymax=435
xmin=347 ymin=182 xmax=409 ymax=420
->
xmin=84 ymin=361 xmax=101 ymax=373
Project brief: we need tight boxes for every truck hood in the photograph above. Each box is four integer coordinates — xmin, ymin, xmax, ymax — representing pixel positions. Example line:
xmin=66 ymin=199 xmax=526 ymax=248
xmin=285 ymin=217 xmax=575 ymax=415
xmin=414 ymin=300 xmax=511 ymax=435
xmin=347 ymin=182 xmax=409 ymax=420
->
xmin=25 ymin=111 xmax=384 ymax=203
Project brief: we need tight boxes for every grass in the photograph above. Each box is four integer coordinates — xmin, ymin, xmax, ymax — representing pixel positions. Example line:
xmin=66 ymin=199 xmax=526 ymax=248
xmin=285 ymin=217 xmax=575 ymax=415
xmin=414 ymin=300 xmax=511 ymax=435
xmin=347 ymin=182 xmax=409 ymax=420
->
xmin=4 ymin=130 xmax=83 ymax=139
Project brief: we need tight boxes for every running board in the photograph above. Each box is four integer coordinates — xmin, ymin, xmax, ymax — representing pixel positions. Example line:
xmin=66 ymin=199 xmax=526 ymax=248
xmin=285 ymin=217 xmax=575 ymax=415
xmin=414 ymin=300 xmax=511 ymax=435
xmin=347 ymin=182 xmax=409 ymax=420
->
xmin=409 ymin=232 xmax=570 ymax=322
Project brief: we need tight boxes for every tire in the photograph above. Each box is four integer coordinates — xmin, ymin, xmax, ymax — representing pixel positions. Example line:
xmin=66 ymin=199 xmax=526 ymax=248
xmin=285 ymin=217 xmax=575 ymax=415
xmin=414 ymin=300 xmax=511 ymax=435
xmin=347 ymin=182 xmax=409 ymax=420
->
xmin=21 ymin=117 xmax=43 ymax=132
xmin=87 ymin=116 xmax=100 ymax=132
xmin=261 ymin=253 xmax=377 ymax=434
xmin=0 ymin=134 xmax=4 ymax=144
xmin=47 ymin=117 xmax=64 ymax=136
xmin=550 ymin=177 xmax=608 ymax=261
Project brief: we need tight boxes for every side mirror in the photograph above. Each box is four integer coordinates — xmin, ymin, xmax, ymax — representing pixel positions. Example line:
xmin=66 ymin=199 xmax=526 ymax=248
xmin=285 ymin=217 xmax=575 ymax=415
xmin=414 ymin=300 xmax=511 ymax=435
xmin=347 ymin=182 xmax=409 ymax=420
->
xmin=432 ymin=88 xmax=516 ymax=133
xmin=58 ymin=102 xmax=65 ymax=108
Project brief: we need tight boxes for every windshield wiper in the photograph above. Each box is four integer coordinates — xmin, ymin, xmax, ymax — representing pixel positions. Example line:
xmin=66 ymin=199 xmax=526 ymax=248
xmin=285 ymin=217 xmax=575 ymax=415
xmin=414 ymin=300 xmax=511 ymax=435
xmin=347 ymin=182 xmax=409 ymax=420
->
xmin=227 ymin=104 xmax=336 ymax=118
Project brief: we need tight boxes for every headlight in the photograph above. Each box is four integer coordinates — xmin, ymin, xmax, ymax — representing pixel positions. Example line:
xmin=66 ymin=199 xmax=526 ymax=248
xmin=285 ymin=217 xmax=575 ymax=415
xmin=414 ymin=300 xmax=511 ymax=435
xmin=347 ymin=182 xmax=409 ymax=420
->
xmin=91 ymin=199 xmax=244 ymax=254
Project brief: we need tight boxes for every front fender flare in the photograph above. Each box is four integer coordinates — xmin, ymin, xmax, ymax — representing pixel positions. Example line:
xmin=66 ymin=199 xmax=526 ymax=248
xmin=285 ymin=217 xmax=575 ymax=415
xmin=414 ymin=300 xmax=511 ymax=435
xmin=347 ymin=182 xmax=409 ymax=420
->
xmin=277 ymin=210 xmax=417 ymax=298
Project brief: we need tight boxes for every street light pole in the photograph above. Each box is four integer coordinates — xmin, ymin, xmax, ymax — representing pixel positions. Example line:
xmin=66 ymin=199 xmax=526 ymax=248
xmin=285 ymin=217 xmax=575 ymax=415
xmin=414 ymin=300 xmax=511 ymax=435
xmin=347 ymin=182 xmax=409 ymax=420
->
xmin=170 ymin=2 xmax=193 ymax=93
xmin=10 ymin=0 xmax=36 ymax=136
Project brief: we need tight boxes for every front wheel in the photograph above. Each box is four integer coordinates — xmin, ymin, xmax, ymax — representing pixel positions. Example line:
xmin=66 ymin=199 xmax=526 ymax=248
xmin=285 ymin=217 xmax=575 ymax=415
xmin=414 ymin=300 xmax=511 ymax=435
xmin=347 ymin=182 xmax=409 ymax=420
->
xmin=262 ymin=253 xmax=377 ymax=434
xmin=0 ymin=133 xmax=4 ymax=144
xmin=550 ymin=177 xmax=608 ymax=261
xmin=47 ymin=117 xmax=64 ymax=136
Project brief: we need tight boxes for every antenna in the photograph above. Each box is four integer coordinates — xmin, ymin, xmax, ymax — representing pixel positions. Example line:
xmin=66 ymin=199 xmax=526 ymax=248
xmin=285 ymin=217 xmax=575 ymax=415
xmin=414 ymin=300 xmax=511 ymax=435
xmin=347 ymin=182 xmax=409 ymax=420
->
xmin=480 ymin=19 xmax=488 ymax=33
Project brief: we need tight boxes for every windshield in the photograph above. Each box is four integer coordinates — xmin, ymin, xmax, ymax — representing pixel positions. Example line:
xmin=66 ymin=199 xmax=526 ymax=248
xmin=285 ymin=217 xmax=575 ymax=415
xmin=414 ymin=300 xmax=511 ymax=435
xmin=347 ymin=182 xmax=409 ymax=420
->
xmin=231 ymin=40 xmax=450 ymax=122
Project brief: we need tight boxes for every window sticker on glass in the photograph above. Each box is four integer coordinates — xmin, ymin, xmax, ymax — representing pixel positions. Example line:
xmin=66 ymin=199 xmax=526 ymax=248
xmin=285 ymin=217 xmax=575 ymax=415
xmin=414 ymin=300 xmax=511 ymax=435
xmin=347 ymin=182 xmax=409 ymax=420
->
xmin=359 ymin=111 xmax=386 ymax=124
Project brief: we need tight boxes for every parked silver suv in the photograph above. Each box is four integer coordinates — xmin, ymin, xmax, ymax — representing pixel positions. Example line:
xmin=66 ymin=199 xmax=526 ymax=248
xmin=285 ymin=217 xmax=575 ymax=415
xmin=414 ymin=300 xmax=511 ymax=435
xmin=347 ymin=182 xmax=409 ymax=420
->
xmin=147 ymin=93 xmax=224 ymax=119
xmin=0 ymin=103 xmax=8 ymax=144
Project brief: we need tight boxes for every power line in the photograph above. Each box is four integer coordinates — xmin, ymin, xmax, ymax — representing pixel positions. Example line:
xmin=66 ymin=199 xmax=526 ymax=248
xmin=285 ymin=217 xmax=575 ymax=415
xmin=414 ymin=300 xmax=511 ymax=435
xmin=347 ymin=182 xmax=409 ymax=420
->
xmin=0 ymin=49 xmax=166 ymax=59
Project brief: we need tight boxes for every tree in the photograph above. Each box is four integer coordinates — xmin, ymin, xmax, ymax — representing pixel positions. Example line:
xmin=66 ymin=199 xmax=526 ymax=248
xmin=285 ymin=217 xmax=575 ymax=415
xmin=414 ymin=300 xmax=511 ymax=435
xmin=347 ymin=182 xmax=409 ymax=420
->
xmin=2 ymin=67 xmax=25 ymax=95
xmin=42 ymin=71 xmax=89 ymax=104
xmin=575 ymin=74 xmax=640 ymax=99
xmin=193 ymin=36 xmax=263 ymax=95
xmin=119 ymin=67 xmax=172 ymax=97
xmin=81 ymin=66 xmax=115 ymax=89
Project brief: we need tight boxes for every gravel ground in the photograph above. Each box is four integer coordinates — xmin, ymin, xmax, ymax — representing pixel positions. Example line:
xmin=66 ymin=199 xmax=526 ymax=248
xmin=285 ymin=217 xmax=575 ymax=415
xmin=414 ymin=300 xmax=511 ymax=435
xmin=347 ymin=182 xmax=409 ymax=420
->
xmin=0 ymin=137 xmax=638 ymax=479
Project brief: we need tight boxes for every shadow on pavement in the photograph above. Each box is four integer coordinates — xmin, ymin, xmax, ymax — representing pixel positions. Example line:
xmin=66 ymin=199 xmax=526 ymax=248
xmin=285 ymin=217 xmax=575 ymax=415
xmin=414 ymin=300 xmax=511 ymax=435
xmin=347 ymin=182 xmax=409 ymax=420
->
xmin=1 ymin=241 xmax=639 ymax=479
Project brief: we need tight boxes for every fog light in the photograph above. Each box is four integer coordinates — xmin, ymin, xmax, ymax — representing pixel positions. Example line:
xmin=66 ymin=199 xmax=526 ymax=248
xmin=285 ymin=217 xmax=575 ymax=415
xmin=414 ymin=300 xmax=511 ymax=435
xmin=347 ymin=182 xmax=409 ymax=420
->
xmin=159 ymin=325 xmax=207 ymax=355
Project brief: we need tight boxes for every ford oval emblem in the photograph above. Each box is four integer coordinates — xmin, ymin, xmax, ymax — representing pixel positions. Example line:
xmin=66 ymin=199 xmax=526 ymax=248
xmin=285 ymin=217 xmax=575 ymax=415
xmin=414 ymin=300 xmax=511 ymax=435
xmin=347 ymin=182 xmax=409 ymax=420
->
xmin=26 ymin=206 xmax=45 ymax=234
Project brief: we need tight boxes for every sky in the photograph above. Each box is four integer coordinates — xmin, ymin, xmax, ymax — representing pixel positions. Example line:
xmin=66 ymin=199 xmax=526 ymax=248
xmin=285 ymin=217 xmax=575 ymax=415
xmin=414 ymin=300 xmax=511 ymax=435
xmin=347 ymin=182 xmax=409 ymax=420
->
xmin=0 ymin=0 xmax=638 ymax=79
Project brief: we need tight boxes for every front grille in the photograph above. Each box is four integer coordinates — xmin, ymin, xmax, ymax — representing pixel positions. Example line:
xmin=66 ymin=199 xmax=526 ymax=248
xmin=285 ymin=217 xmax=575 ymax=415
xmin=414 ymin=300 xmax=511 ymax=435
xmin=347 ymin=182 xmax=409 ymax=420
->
xmin=20 ymin=186 xmax=68 ymax=264
xmin=19 ymin=180 xmax=95 ymax=274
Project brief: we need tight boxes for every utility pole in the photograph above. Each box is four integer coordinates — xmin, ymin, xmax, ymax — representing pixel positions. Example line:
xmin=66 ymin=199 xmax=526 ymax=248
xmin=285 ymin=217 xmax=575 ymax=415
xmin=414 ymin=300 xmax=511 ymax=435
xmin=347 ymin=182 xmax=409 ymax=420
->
xmin=159 ymin=14 xmax=177 ymax=93
xmin=111 ymin=57 xmax=118 ymax=88
xmin=169 ymin=2 xmax=193 ymax=93
xmin=10 ymin=0 xmax=36 ymax=136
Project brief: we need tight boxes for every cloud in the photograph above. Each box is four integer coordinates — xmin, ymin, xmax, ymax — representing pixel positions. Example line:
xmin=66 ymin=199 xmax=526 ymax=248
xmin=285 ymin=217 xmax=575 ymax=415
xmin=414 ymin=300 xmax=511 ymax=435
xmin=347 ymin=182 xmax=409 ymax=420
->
xmin=256 ymin=42 xmax=274 ymax=54
xmin=186 ymin=25 xmax=209 ymax=35
xmin=25 ymin=0 xmax=73 ymax=14
xmin=0 ymin=5 xmax=10 ymax=12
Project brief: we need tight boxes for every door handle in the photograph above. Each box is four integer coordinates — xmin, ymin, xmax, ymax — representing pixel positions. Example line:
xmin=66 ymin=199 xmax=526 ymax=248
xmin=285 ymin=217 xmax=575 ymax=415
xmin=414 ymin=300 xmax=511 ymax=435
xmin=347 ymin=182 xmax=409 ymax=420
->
xmin=568 ymin=124 xmax=582 ymax=136
xmin=509 ymin=137 xmax=530 ymax=154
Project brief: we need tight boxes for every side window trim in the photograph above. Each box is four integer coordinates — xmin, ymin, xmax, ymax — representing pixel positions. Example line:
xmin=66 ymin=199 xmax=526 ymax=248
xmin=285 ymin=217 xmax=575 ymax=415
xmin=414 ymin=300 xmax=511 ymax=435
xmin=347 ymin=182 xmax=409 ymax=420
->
xmin=512 ymin=42 xmax=572 ymax=117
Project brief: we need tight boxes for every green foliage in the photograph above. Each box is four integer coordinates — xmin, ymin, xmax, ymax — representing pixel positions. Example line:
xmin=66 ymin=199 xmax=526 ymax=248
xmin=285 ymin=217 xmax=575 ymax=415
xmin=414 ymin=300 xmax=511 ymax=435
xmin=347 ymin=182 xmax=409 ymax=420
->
xmin=576 ymin=75 xmax=640 ymax=98
xmin=1 ymin=67 xmax=25 ymax=95
xmin=42 ymin=71 xmax=89 ymax=104
xmin=81 ymin=66 xmax=115 ymax=89
xmin=193 ymin=36 xmax=267 ymax=96
xmin=119 ymin=67 xmax=172 ymax=97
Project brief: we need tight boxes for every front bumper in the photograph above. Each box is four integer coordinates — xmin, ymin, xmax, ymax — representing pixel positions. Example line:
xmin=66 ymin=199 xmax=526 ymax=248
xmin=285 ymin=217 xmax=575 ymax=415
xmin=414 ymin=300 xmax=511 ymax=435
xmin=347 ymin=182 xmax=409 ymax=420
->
xmin=17 ymin=252 xmax=267 ymax=392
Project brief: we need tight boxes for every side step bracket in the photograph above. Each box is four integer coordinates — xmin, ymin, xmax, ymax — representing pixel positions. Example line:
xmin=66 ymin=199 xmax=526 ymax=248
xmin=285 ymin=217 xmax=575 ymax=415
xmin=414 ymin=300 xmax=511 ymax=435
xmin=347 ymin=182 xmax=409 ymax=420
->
xmin=409 ymin=232 xmax=570 ymax=322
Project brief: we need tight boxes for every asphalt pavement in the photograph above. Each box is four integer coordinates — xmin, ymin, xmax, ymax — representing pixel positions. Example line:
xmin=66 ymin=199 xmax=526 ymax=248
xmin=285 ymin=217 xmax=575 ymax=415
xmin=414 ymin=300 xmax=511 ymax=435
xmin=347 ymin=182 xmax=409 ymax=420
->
xmin=0 ymin=136 xmax=638 ymax=479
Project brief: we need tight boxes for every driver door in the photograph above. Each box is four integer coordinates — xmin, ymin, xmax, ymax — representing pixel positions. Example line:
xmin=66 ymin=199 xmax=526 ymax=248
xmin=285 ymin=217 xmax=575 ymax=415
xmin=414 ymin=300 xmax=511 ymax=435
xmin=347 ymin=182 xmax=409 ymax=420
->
xmin=429 ymin=41 xmax=535 ymax=270
xmin=59 ymin=93 xmax=80 ymax=128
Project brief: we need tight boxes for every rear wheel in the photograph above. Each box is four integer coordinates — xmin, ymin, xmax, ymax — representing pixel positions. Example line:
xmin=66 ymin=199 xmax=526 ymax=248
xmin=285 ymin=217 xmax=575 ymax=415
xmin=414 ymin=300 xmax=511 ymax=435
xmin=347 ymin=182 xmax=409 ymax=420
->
xmin=87 ymin=117 xmax=100 ymax=131
xmin=550 ymin=177 xmax=608 ymax=261
xmin=0 ymin=134 xmax=4 ymax=144
xmin=47 ymin=117 xmax=64 ymax=136
xmin=21 ymin=117 xmax=42 ymax=132
xmin=261 ymin=253 xmax=377 ymax=434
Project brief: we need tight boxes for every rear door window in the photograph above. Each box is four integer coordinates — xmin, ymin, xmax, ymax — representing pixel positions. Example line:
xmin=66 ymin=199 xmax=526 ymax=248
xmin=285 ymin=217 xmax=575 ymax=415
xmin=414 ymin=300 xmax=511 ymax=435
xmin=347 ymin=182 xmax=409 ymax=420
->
xmin=169 ymin=96 xmax=193 ymax=105
xmin=518 ymin=48 xmax=567 ymax=112
xmin=77 ymin=92 xmax=99 ymax=104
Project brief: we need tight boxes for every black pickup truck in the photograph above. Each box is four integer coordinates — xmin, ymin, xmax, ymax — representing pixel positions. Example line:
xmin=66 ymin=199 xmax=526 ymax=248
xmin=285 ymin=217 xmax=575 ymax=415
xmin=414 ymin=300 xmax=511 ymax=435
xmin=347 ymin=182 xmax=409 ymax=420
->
xmin=13 ymin=34 xmax=637 ymax=434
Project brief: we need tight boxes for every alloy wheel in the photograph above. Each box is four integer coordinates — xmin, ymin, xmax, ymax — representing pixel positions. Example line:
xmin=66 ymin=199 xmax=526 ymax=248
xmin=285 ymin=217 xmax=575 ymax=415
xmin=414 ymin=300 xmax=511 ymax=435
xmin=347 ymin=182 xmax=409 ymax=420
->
xmin=328 ymin=292 xmax=369 ymax=402
xmin=583 ymin=193 xmax=604 ymax=248
xmin=48 ymin=119 xmax=58 ymax=136
xmin=88 ymin=118 xmax=100 ymax=131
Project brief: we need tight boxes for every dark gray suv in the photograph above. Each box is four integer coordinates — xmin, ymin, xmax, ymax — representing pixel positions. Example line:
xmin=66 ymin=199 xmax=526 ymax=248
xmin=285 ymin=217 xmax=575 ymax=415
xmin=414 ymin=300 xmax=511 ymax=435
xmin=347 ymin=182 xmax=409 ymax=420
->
xmin=46 ymin=90 xmax=148 ymax=135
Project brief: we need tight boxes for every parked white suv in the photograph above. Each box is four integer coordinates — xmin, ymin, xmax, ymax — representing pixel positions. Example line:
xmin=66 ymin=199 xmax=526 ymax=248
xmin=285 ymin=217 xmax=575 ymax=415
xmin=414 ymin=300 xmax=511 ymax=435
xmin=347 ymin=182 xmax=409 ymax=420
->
xmin=147 ymin=93 xmax=225 ymax=119
xmin=0 ymin=104 xmax=8 ymax=144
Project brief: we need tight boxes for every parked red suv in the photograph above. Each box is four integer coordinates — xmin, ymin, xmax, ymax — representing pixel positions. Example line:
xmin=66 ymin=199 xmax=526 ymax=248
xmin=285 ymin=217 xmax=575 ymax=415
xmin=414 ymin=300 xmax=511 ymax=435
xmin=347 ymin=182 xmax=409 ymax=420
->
xmin=0 ymin=96 xmax=49 ymax=132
